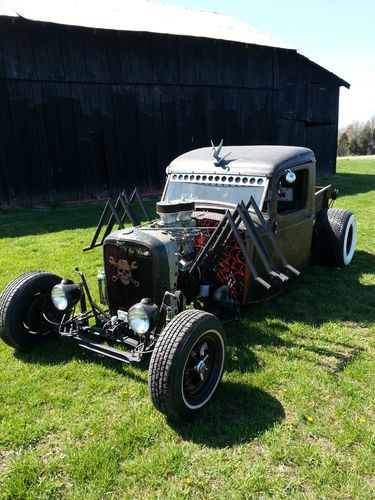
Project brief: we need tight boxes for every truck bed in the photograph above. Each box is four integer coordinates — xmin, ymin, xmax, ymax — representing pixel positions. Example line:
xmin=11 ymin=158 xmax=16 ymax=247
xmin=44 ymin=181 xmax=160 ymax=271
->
xmin=315 ymin=185 xmax=331 ymax=216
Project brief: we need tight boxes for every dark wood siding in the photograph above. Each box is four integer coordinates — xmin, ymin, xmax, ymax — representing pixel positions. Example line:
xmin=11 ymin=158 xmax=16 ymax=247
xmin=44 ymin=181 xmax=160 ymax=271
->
xmin=0 ymin=17 xmax=343 ymax=205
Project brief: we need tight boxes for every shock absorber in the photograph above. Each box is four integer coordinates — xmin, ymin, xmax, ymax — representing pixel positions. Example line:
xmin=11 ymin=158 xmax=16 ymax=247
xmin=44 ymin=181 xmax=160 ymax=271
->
xmin=80 ymin=290 xmax=89 ymax=326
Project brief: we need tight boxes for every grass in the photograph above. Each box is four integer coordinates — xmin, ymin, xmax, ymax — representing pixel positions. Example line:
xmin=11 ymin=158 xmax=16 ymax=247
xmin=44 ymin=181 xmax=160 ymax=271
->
xmin=0 ymin=158 xmax=374 ymax=499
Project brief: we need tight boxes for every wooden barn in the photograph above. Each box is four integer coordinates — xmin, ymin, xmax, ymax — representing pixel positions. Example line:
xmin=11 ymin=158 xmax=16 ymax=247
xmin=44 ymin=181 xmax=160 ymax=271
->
xmin=0 ymin=1 xmax=349 ymax=206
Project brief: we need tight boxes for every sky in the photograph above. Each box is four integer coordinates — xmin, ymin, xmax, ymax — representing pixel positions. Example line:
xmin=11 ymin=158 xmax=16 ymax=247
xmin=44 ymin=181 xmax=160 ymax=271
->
xmin=160 ymin=0 xmax=375 ymax=129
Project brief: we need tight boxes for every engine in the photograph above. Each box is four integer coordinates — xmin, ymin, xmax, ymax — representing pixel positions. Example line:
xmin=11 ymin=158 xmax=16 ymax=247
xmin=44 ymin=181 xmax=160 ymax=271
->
xmin=101 ymin=197 xmax=247 ymax=318
xmin=102 ymin=200 xmax=198 ymax=315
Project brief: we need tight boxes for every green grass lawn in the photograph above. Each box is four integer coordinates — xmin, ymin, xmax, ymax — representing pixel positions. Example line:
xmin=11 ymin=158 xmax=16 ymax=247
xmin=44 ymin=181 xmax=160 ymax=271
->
xmin=0 ymin=158 xmax=374 ymax=499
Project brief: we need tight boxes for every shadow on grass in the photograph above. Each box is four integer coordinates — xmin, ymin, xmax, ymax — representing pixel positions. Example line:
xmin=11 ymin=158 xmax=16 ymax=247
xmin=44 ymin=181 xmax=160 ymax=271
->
xmin=0 ymin=204 xmax=102 ymax=239
xmin=14 ymin=339 xmax=285 ymax=447
xmin=0 ymin=200 xmax=157 ymax=239
xmin=14 ymin=336 xmax=149 ymax=384
xmin=276 ymin=250 xmax=374 ymax=327
xmin=317 ymin=171 xmax=375 ymax=196
xmin=223 ymin=250 xmax=374 ymax=374
xmin=168 ymin=381 xmax=285 ymax=447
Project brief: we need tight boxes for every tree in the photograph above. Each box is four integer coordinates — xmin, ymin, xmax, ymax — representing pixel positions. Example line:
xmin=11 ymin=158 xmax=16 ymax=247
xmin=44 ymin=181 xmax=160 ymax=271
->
xmin=338 ymin=115 xmax=375 ymax=156
xmin=337 ymin=132 xmax=349 ymax=156
xmin=348 ymin=137 xmax=360 ymax=155
xmin=345 ymin=121 xmax=362 ymax=142
xmin=358 ymin=122 xmax=373 ymax=155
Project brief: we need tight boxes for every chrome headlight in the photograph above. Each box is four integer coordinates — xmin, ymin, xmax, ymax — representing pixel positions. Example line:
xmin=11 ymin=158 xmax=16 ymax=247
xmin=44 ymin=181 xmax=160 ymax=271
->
xmin=51 ymin=284 xmax=68 ymax=311
xmin=128 ymin=298 xmax=159 ymax=335
xmin=51 ymin=280 xmax=82 ymax=311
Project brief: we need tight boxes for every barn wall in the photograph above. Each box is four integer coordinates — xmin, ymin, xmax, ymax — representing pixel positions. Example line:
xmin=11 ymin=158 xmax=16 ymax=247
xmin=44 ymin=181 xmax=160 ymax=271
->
xmin=272 ymin=51 xmax=341 ymax=176
xmin=0 ymin=17 xmax=342 ymax=205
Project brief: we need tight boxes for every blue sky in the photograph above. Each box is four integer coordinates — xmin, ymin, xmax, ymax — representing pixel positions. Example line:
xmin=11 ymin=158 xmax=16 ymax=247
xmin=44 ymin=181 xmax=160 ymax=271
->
xmin=160 ymin=0 xmax=375 ymax=128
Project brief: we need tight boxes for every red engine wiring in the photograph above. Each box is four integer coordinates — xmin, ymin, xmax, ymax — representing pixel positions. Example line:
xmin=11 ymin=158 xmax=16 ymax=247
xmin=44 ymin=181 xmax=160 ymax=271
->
xmin=195 ymin=218 xmax=246 ymax=301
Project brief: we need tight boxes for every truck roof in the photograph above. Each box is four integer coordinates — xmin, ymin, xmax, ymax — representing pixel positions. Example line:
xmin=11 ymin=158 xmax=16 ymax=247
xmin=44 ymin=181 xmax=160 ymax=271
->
xmin=167 ymin=145 xmax=315 ymax=177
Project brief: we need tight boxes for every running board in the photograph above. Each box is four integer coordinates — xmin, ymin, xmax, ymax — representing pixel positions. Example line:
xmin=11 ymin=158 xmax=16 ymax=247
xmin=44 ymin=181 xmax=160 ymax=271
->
xmin=190 ymin=196 xmax=300 ymax=290
xmin=67 ymin=334 xmax=142 ymax=364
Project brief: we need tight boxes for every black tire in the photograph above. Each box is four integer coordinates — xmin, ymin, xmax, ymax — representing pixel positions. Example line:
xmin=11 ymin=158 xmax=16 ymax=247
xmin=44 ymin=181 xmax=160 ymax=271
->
xmin=0 ymin=271 xmax=62 ymax=351
xmin=148 ymin=309 xmax=226 ymax=418
xmin=312 ymin=208 xmax=356 ymax=266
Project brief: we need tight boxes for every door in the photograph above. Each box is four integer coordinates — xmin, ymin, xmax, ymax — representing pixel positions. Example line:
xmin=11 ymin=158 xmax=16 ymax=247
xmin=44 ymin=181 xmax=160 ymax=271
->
xmin=273 ymin=164 xmax=315 ymax=271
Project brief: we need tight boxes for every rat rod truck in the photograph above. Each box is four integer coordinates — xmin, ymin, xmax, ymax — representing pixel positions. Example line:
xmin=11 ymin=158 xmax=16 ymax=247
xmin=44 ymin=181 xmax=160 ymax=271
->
xmin=0 ymin=144 xmax=357 ymax=418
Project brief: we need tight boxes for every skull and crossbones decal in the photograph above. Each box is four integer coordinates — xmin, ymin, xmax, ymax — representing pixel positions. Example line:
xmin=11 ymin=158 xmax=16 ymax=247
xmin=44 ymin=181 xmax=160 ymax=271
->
xmin=108 ymin=256 xmax=140 ymax=287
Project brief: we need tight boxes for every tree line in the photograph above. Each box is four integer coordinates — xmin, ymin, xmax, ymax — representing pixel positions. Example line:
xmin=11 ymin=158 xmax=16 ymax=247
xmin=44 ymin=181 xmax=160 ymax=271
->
xmin=337 ymin=116 xmax=375 ymax=156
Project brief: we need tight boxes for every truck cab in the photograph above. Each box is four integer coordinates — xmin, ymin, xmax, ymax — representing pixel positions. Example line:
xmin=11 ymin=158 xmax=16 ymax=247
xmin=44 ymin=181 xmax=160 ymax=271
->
xmin=163 ymin=145 xmax=318 ymax=301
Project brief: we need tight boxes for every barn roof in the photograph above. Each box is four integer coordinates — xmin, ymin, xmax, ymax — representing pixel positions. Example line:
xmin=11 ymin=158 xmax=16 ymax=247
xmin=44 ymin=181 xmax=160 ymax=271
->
xmin=1 ymin=0 xmax=292 ymax=49
xmin=1 ymin=0 xmax=349 ymax=87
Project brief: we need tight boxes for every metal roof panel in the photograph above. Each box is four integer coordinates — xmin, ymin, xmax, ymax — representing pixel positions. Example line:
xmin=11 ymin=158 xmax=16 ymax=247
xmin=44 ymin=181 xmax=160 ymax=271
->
xmin=168 ymin=145 xmax=316 ymax=177
xmin=1 ymin=0 xmax=291 ymax=49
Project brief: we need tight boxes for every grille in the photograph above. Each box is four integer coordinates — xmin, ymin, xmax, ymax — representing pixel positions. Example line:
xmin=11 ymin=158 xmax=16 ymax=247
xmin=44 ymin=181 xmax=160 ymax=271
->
xmin=104 ymin=243 xmax=154 ymax=314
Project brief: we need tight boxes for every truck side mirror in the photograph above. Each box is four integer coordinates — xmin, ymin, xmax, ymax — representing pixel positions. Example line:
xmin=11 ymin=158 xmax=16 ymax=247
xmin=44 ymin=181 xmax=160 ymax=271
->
xmin=285 ymin=169 xmax=296 ymax=184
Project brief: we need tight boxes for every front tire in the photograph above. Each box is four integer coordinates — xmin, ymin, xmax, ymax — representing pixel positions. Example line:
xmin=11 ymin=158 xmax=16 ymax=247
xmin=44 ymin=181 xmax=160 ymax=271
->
xmin=0 ymin=271 xmax=62 ymax=351
xmin=312 ymin=208 xmax=357 ymax=266
xmin=148 ymin=310 xmax=226 ymax=418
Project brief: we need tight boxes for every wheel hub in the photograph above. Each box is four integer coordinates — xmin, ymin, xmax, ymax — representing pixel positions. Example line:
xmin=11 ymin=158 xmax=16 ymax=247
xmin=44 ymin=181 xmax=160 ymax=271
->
xmin=25 ymin=294 xmax=50 ymax=335
xmin=195 ymin=357 xmax=208 ymax=380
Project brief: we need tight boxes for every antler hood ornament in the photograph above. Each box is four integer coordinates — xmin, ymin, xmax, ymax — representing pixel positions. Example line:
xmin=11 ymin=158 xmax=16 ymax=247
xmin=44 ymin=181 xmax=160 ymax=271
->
xmin=211 ymin=139 xmax=223 ymax=164
xmin=210 ymin=139 xmax=231 ymax=168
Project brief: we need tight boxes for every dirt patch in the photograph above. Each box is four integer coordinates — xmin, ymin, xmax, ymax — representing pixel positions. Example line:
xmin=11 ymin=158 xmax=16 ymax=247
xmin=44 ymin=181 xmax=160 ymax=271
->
xmin=0 ymin=449 xmax=16 ymax=472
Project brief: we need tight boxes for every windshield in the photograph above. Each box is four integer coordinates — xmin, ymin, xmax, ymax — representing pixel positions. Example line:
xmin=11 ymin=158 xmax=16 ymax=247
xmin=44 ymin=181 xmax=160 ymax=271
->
xmin=163 ymin=179 xmax=267 ymax=208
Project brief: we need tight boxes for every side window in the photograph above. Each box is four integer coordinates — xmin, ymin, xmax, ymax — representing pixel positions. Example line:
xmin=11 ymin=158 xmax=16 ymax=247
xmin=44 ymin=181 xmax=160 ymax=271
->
xmin=277 ymin=169 xmax=309 ymax=214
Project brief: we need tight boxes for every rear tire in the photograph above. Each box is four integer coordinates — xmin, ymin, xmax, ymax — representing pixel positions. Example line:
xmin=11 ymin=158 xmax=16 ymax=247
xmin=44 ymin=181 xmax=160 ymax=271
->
xmin=312 ymin=208 xmax=356 ymax=266
xmin=0 ymin=271 xmax=62 ymax=351
xmin=148 ymin=310 xmax=226 ymax=418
